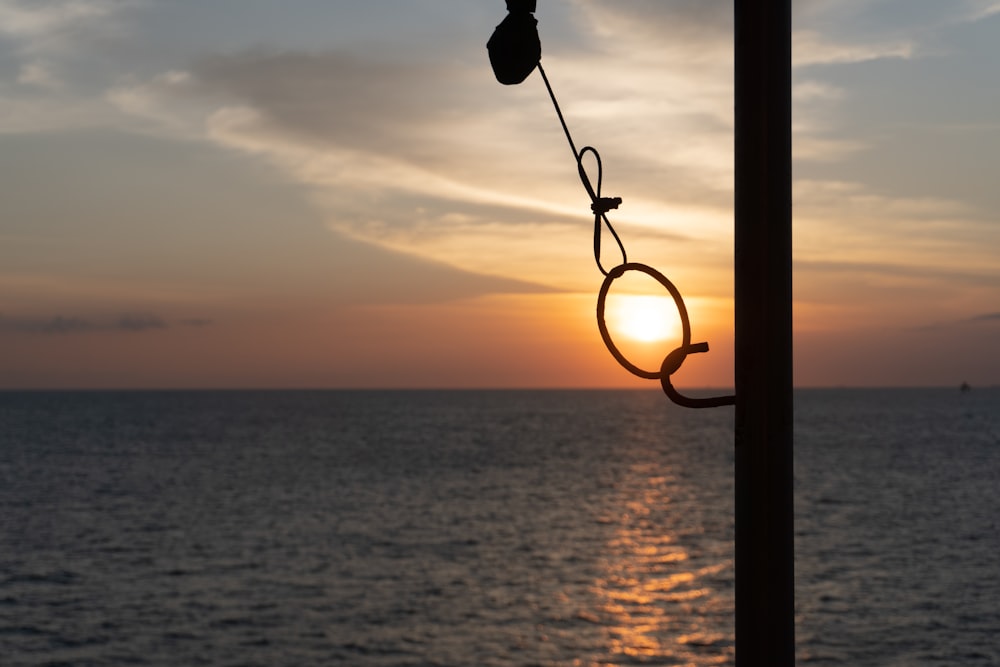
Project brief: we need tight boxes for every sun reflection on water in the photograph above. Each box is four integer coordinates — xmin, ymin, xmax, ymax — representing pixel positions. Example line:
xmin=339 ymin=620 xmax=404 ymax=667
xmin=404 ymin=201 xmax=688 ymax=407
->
xmin=587 ymin=462 xmax=734 ymax=666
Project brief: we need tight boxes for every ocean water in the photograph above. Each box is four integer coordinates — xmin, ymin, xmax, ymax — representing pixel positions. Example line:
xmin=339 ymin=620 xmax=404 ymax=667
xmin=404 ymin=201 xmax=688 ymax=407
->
xmin=0 ymin=388 xmax=997 ymax=666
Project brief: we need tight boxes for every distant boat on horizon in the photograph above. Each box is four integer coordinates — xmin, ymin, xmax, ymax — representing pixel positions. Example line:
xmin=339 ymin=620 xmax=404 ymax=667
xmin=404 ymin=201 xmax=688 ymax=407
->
xmin=960 ymin=381 xmax=972 ymax=392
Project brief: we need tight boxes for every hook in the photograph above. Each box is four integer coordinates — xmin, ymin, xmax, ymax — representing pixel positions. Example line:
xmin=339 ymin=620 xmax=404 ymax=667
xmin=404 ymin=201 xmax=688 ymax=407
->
xmin=659 ymin=344 xmax=735 ymax=408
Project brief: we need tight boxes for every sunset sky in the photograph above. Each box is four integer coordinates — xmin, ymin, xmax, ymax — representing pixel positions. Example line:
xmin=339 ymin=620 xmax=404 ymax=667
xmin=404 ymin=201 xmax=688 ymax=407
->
xmin=1 ymin=0 xmax=998 ymax=389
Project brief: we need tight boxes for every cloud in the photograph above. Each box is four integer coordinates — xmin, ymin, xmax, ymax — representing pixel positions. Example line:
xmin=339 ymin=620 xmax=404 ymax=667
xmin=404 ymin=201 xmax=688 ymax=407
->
xmin=0 ymin=0 xmax=142 ymax=134
xmin=793 ymin=30 xmax=915 ymax=67
xmin=0 ymin=0 xmax=135 ymax=66
xmin=0 ymin=313 xmax=205 ymax=335
xmin=190 ymin=50 xmax=448 ymax=157
xmin=105 ymin=70 xmax=206 ymax=135
xmin=565 ymin=0 xmax=917 ymax=172
xmin=957 ymin=0 xmax=1000 ymax=23
xmin=109 ymin=50 xmax=571 ymax=203
xmin=794 ymin=180 xmax=1000 ymax=285
xmin=88 ymin=4 xmax=764 ymax=294
xmin=795 ymin=259 xmax=999 ymax=289
xmin=568 ymin=0 xmax=732 ymax=55
xmin=0 ymin=0 xmax=120 ymax=40
xmin=97 ymin=2 xmax=997 ymax=305
xmin=17 ymin=61 xmax=61 ymax=89
xmin=0 ymin=315 xmax=94 ymax=334
xmin=115 ymin=313 xmax=167 ymax=332
xmin=570 ymin=1 xmax=916 ymax=68
xmin=104 ymin=42 xmax=724 ymax=292
xmin=905 ymin=311 xmax=1000 ymax=333
xmin=791 ymin=170 xmax=1000 ymax=329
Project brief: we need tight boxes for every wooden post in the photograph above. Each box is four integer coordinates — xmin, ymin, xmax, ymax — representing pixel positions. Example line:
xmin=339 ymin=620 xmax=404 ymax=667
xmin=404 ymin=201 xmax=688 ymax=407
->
xmin=734 ymin=0 xmax=795 ymax=665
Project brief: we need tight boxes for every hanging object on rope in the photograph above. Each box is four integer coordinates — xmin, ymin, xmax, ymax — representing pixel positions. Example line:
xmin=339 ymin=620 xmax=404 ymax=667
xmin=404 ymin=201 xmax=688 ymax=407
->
xmin=487 ymin=0 xmax=541 ymax=85
xmin=487 ymin=2 xmax=734 ymax=408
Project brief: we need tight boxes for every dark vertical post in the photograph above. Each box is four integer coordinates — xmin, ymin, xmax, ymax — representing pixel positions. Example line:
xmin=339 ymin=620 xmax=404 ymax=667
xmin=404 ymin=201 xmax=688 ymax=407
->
xmin=734 ymin=0 xmax=794 ymax=665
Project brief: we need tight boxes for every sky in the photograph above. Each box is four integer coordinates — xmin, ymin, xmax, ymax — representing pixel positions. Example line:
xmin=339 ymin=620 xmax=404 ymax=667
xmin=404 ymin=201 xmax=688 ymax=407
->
xmin=1 ymin=0 xmax=998 ymax=389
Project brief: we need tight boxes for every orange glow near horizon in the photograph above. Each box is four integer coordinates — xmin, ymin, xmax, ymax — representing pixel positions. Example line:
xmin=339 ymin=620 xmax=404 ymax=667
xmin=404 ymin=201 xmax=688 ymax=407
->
xmin=0 ymin=291 xmax=737 ymax=390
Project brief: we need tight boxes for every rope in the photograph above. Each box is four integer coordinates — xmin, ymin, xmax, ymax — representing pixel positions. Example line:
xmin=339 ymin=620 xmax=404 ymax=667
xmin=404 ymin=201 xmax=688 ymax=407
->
xmin=537 ymin=63 xmax=626 ymax=276
xmin=534 ymin=62 xmax=735 ymax=408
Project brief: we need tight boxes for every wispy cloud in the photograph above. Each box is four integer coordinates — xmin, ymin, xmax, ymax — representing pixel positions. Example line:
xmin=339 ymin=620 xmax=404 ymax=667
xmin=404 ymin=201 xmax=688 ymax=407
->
xmin=0 ymin=0 xmax=120 ymax=40
xmin=0 ymin=315 xmax=94 ymax=335
xmin=0 ymin=313 xmax=210 ymax=335
xmin=17 ymin=62 xmax=61 ymax=89
xmin=958 ymin=0 xmax=1000 ymax=23
xmin=794 ymin=179 xmax=1000 ymax=278
xmin=795 ymin=259 xmax=1000 ymax=289
xmin=0 ymin=0 xmax=140 ymax=133
xmin=906 ymin=311 xmax=1000 ymax=333
xmin=103 ymin=40 xmax=727 ymax=292
xmin=115 ymin=313 xmax=168 ymax=332
xmin=100 ymin=1 xmax=996 ymax=300
xmin=794 ymin=30 xmax=916 ymax=67
xmin=569 ymin=0 xmax=732 ymax=57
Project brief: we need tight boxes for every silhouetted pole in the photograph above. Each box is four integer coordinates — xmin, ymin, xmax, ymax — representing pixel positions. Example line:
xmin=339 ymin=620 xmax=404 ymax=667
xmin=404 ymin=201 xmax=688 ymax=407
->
xmin=734 ymin=0 xmax=794 ymax=665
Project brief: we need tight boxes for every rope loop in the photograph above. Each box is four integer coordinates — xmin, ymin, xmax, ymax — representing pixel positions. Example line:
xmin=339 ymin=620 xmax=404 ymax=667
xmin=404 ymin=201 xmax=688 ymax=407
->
xmin=575 ymin=146 xmax=627 ymax=276
xmin=596 ymin=263 xmax=691 ymax=380
xmin=596 ymin=263 xmax=736 ymax=408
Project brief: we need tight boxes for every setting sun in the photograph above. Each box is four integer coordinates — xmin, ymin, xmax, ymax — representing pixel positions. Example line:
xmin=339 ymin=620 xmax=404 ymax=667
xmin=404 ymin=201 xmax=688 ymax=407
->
xmin=608 ymin=295 xmax=682 ymax=343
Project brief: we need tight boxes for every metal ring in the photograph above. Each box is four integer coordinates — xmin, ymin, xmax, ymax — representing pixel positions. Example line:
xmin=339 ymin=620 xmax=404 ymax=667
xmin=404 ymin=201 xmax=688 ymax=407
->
xmin=596 ymin=262 xmax=692 ymax=380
